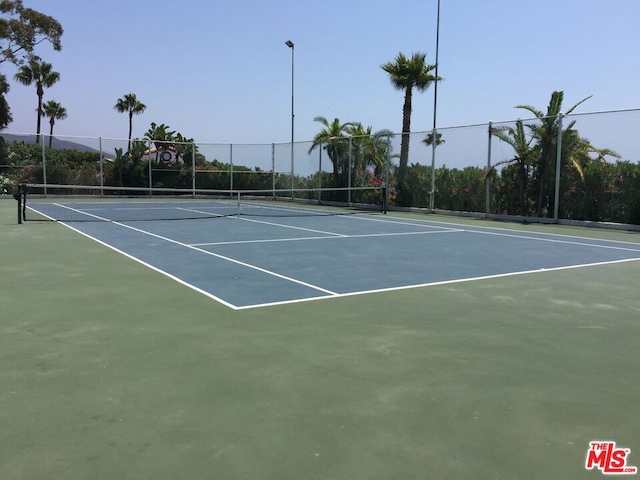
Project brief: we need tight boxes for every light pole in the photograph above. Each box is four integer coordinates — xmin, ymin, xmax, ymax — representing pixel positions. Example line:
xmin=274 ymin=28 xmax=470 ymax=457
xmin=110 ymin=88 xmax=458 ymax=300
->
xmin=285 ymin=39 xmax=295 ymax=198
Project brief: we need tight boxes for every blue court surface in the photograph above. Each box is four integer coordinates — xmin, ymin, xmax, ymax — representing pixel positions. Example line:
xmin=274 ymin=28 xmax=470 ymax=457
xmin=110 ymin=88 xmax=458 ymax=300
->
xmin=44 ymin=209 xmax=640 ymax=310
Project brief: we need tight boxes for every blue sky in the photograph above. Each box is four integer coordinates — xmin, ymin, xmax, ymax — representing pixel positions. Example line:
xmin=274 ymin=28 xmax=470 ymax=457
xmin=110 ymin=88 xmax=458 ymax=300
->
xmin=5 ymin=0 xmax=640 ymax=145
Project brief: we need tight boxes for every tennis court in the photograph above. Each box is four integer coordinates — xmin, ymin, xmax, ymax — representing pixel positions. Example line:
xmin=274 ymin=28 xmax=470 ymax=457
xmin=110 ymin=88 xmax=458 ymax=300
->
xmin=2 ymin=194 xmax=640 ymax=480
xmin=17 ymin=185 xmax=640 ymax=309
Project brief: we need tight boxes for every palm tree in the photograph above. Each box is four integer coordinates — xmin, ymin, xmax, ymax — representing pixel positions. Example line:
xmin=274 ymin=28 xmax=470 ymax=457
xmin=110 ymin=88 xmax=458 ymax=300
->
xmin=422 ymin=132 xmax=445 ymax=148
xmin=308 ymin=116 xmax=354 ymax=185
xmin=381 ymin=52 xmax=439 ymax=184
xmin=144 ymin=122 xmax=176 ymax=162
xmin=516 ymin=91 xmax=620 ymax=216
xmin=490 ymin=120 xmax=535 ymax=215
xmin=363 ymin=129 xmax=394 ymax=179
xmin=128 ymin=139 xmax=148 ymax=162
xmin=114 ymin=93 xmax=147 ymax=152
xmin=345 ymin=123 xmax=370 ymax=184
xmin=112 ymin=147 xmax=126 ymax=187
xmin=42 ymin=100 xmax=67 ymax=148
xmin=13 ymin=56 xmax=61 ymax=143
xmin=346 ymin=123 xmax=394 ymax=182
xmin=172 ymin=132 xmax=198 ymax=165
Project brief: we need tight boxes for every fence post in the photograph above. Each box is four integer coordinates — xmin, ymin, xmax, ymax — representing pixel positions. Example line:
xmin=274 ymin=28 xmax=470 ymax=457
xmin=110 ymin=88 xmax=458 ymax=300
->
xmin=229 ymin=143 xmax=234 ymax=191
xmin=99 ymin=136 xmax=104 ymax=195
xmin=553 ymin=112 xmax=564 ymax=220
xmin=429 ymin=128 xmax=437 ymax=211
xmin=147 ymin=139 xmax=152 ymax=194
xmin=271 ymin=143 xmax=276 ymax=197
xmin=291 ymin=141 xmax=295 ymax=200
xmin=385 ymin=135 xmax=391 ymax=213
xmin=348 ymin=136 xmax=353 ymax=205
xmin=485 ymin=122 xmax=492 ymax=215
xmin=318 ymin=143 xmax=322 ymax=202
xmin=41 ymin=133 xmax=47 ymax=194
xmin=191 ymin=141 xmax=196 ymax=194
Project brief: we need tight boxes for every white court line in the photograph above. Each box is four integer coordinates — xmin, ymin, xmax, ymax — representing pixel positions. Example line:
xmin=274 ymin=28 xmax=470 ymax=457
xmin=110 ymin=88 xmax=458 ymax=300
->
xmin=54 ymin=204 xmax=339 ymax=300
xmin=190 ymin=228 xmax=465 ymax=247
xmin=235 ymin=257 xmax=640 ymax=310
xmin=362 ymin=213 xmax=640 ymax=247
xmin=238 ymin=216 xmax=348 ymax=237
xmin=45 ymin=204 xmax=640 ymax=310
xmin=465 ymin=229 xmax=640 ymax=253
xmin=342 ymin=214 xmax=463 ymax=230
xmin=176 ymin=206 xmax=349 ymax=237
xmin=48 ymin=221 xmax=239 ymax=310
xmin=177 ymin=206 xmax=235 ymax=216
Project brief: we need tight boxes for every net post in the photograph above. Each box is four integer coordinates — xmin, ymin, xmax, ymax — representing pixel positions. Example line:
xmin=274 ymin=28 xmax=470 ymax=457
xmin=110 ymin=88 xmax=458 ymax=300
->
xmin=15 ymin=184 xmax=22 ymax=224
xmin=236 ymin=190 xmax=241 ymax=218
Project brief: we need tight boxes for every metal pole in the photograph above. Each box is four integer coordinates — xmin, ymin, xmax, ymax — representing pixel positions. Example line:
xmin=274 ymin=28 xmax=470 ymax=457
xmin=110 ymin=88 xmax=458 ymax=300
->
xmin=230 ymin=143 xmax=233 ymax=192
xmin=553 ymin=113 xmax=564 ymax=220
xmin=285 ymin=40 xmax=295 ymax=199
xmin=385 ymin=135 xmax=391 ymax=214
xmin=485 ymin=122 xmax=492 ymax=214
xmin=191 ymin=141 xmax=196 ymax=194
xmin=429 ymin=0 xmax=441 ymax=211
xmin=271 ymin=143 xmax=276 ymax=197
xmin=41 ymin=133 xmax=47 ymax=195
xmin=99 ymin=136 xmax=104 ymax=195
xmin=318 ymin=143 xmax=322 ymax=202
xmin=429 ymin=128 xmax=436 ymax=210
xmin=348 ymin=137 xmax=352 ymax=205
xmin=148 ymin=139 xmax=152 ymax=195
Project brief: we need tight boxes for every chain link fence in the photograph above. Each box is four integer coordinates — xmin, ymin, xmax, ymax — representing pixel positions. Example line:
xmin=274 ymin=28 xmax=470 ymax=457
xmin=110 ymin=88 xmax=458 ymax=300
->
xmin=2 ymin=108 xmax=639 ymax=224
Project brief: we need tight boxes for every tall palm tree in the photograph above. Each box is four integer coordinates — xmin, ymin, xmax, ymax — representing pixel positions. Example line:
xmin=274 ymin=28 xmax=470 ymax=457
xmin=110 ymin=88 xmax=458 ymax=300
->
xmin=114 ymin=93 xmax=147 ymax=152
xmin=13 ymin=56 xmax=61 ymax=143
xmin=308 ymin=116 xmax=354 ymax=185
xmin=381 ymin=52 xmax=439 ymax=183
xmin=42 ymin=100 xmax=67 ymax=148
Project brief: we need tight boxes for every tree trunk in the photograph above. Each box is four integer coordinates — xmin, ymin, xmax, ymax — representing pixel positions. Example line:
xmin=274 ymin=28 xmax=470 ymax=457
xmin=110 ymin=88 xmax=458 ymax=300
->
xmin=128 ymin=111 xmax=133 ymax=152
xmin=36 ymin=86 xmax=44 ymax=144
xmin=49 ymin=119 xmax=54 ymax=148
xmin=396 ymin=87 xmax=414 ymax=206
xmin=398 ymin=87 xmax=413 ymax=177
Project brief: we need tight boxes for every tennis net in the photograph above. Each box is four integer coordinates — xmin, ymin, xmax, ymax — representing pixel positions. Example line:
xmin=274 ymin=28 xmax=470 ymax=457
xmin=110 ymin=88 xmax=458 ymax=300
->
xmin=18 ymin=184 xmax=386 ymax=223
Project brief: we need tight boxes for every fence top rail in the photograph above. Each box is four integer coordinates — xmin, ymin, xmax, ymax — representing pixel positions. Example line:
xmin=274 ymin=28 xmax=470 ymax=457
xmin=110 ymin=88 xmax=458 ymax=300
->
xmin=3 ymin=107 xmax=639 ymax=147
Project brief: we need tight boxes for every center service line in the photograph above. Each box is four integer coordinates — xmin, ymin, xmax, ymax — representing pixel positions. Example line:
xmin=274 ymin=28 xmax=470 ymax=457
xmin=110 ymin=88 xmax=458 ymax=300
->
xmin=55 ymin=204 xmax=339 ymax=296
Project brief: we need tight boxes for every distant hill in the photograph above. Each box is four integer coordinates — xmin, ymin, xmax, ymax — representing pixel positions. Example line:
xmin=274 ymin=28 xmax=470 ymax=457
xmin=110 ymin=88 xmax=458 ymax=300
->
xmin=0 ymin=133 xmax=101 ymax=153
